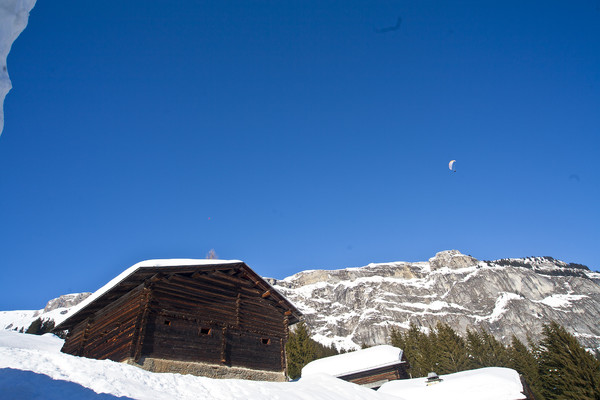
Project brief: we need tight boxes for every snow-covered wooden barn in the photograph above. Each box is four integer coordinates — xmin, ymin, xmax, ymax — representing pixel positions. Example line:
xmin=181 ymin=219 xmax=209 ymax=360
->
xmin=53 ymin=259 xmax=302 ymax=381
xmin=302 ymin=345 xmax=410 ymax=389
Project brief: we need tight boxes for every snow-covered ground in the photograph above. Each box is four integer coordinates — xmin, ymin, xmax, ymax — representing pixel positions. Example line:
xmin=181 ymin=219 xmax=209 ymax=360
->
xmin=378 ymin=367 xmax=527 ymax=400
xmin=0 ymin=330 xmax=527 ymax=399
xmin=0 ymin=330 xmax=399 ymax=400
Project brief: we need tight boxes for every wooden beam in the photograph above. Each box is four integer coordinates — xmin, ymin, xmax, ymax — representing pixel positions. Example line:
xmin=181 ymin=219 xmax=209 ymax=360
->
xmin=235 ymin=293 xmax=241 ymax=327
xmin=220 ymin=327 xmax=228 ymax=364
xmin=132 ymin=288 xmax=152 ymax=362
xmin=262 ymin=290 xmax=271 ymax=298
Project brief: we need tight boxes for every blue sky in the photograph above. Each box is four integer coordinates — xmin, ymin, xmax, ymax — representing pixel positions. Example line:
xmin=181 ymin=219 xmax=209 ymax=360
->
xmin=1 ymin=1 xmax=599 ymax=310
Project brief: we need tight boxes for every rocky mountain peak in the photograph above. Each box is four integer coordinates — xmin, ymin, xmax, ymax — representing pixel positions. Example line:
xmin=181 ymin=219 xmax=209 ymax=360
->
xmin=43 ymin=293 xmax=91 ymax=313
xmin=429 ymin=250 xmax=479 ymax=270
xmin=270 ymin=252 xmax=600 ymax=352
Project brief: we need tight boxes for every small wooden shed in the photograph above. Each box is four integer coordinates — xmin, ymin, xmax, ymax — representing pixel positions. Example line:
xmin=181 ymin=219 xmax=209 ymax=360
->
xmin=301 ymin=345 xmax=410 ymax=389
xmin=54 ymin=259 xmax=302 ymax=381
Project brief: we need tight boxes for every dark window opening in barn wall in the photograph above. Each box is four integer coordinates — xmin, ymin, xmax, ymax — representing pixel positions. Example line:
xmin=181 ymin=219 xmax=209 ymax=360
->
xmin=164 ymin=320 xmax=171 ymax=326
xmin=199 ymin=327 xmax=212 ymax=335
xmin=261 ymin=338 xmax=271 ymax=345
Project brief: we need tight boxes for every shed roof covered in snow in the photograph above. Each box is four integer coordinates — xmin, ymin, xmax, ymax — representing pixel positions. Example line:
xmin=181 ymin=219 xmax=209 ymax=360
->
xmin=302 ymin=345 xmax=406 ymax=378
xmin=377 ymin=367 xmax=527 ymax=400
xmin=54 ymin=259 xmax=302 ymax=330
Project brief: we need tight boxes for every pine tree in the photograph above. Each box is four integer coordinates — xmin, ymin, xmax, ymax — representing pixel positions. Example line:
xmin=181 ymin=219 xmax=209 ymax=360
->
xmin=508 ymin=335 xmax=544 ymax=400
xmin=25 ymin=318 xmax=43 ymax=335
xmin=394 ymin=322 xmax=433 ymax=377
xmin=467 ymin=328 xmax=509 ymax=368
xmin=466 ymin=328 xmax=485 ymax=369
xmin=314 ymin=341 xmax=338 ymax=359
xmin=390 ymin=327 xmax=405 ymax=350
xmin=420 ymin=325 xmax=440 ymax=376
xmin=25 ymin=318 xmax=56 ymax=335
xmin=538 ymin=321 xmax=600 ymax=400
xmin=434 ymin=322 xmax=470 ymax=374
xmin=285 ymin=321 xmax=318 ymax=380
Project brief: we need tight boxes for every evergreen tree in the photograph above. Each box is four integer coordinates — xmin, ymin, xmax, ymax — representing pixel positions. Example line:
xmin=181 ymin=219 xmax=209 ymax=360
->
xmin=392 ymin=322 xmax=433 ymax=377
xmin=26 ymin=318 xmax=56 ymax=335
xmin=508 ymin=335 xmax=544 ymax=400
xmin=390 ymin=327 xmax=405 ymax=350
xmin=25 ymin=318 xmax=43 ymax=335
xmin=40 ymin=319 xmax=55 ymax=334
xmin=466 ymin=328 xmax=483 ymax=369
xmin=538 ymin=321 xmax=600 ymax=400
xmin=420 ymin=325 xmax=439 ymax=376
xmin=434 ymin=322 xmax=470 ymax=374
xmin=466 ymin=328 xmax=509 ymax=368
xmin=285 ymin=321 xmax=318 ymax=380
xmin=313 ymin=341 xmax=338 ymax=359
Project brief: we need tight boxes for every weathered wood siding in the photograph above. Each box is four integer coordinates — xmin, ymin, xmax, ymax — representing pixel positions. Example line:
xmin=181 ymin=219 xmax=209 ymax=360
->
xmin=61 ymin=286 xmax=145 ymax=361
xmin=339 ymin=364 xmax=410 ymax=389
xmin=60 ymin=321 xmax=86 ymax=355
xmin=227 ymin=331 xmax=284 ymax=371
xmin=139 ymin=272 xmax=288 ymax=372
xmin=61 ymin=268 xmax=294 ymax=376
xmin=142 ymin=312 xmax=224 ymax=364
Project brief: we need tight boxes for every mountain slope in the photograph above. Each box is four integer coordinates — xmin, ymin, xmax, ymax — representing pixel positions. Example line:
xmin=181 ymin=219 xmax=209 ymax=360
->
xmin=0 ymin=293 xmax=91 ymax=332
xmin=267 ymin=250 xmax=600 ymax=350
xmin=2 ymin=250 xmax=599 ymax=353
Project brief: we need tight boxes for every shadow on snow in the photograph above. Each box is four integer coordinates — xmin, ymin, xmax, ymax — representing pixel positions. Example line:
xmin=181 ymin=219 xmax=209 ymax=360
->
xmin=0 ymin=368 xmax=134 ymax=400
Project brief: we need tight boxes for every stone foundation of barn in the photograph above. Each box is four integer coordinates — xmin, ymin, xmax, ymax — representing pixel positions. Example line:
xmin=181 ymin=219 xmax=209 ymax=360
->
xmin=124 ymin=357 xmax=287 ymax=382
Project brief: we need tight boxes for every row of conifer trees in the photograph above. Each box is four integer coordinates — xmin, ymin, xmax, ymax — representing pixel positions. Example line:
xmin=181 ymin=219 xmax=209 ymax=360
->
xmin=286 ymin=320 xmax=600 ymax=400
xmin=391 ymin=321 xmax=600 ymax=400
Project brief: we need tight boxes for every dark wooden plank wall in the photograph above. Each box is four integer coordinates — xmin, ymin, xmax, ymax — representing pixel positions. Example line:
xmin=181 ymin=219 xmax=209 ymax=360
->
xmin=140 ymin=273 xmax=288 ymax=371
xmin=150 ymin=273 xmax=287 ymax=336
xmin=142 ymin=312 xmax=224 ymax=364
xmin=340 ymin=364 xmax=410 ymax=388
xmin=82 ymin=287 xmax=144 ymax=361
xmin=61 ymin=286 xmax=145 ymax=361
xmin=227 ymin=331 xmax=284 ymax=371
xmin=60 ymin=321 xmax=86 ymax=355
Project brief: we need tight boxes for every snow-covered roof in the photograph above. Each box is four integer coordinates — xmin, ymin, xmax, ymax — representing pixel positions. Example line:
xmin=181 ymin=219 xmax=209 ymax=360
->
xmin=378 ymin=367 xmax=526 ymax=400
xmin=302 ymin=345 xmax=405 ymax=378
xmin=54 ymin=259 xmax=301 ymax=329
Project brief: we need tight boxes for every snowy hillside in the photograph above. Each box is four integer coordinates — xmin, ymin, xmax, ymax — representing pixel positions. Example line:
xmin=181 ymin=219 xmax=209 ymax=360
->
xmin=0 ymin=330 xmax=528 ymax=399
xmin=0 ymin=292 xmax=91 ymax=333
xmin=3 ymin=251 xmax=599 ymax=353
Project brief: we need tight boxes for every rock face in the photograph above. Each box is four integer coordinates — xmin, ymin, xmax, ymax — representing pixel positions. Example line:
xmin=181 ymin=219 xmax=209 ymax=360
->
xmin=43 ymin=293 xmax=92 ymax=313
xmin=429 ymin=250 xmax=478 ymax=270
xmin=268 ymin=250 xmax=600 ymax=351
xmin=0 ymin=292 xmax=91 ymax=332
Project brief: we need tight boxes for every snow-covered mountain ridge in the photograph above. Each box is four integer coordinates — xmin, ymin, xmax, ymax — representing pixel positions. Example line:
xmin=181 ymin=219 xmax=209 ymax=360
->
xmin=0 ymin=292 xmax=91 ymax=333
xmin=2 ymin=250 xmax=599 ymax=353
xmin=267 ymin=250 xmax=600 ymax=350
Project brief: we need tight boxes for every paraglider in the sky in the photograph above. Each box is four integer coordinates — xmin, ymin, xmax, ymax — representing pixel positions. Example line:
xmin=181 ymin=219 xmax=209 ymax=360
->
xmin=449 ymin=160 xmax=456 ymax=172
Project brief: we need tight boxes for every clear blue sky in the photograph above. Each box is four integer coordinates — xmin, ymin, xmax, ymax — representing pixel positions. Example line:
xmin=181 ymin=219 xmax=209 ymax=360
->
xmin=1 ymin=1 xmax=599 ymax=310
